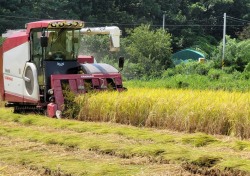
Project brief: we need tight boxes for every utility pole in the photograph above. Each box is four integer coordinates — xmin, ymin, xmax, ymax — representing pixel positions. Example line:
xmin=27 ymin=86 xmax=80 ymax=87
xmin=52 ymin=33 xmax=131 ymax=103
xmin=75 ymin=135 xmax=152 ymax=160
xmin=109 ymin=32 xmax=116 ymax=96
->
xmin=222 ymin=13 xmax=226 ymax=69
xmin=163 ymin=13 xmax=166 ymax=31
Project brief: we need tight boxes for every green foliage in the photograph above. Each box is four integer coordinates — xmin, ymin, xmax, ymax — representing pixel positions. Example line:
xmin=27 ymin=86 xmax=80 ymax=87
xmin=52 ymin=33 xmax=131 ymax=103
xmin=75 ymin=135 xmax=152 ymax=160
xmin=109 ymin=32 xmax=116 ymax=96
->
xmin=238 ymin=25 xmax=250 ymax=40
xmin=213 ymin=36 xmax=237 ymax=67
xmin=163 ymin=61 xmax=214 ymax=77
xmin=207 ymin=69 xmax=224 ymax=80
xmin=244 ymin=62 xmax=250 ymax=72
xmin=124 ymin=72 xmax=250 ymax=92
xmin=241 ymin=72 xmax=250 ymax=80
xmin=0 ymin=0 xmax=249 ymax=81
xmin=236 ymin=39 xmax=250 ymax=71
xmin=182 ymin=133 xmax=218 ymax=147
xmin=190 ymin=36 xmax=217 ymax=59
xmin=233 ymin=141 xmax=250 ymax=151
xmin=62 ymin=85 xmax=80 ymax=119
xmin=0 ymin=37 xmax=5 ymax=46
xmin=212 ymin=37 xmax=250 ymax=72
xmin=124 ymin=24 xmax=173 ymax=79
xmin=0 ymin=0 xmax=248 ymax=42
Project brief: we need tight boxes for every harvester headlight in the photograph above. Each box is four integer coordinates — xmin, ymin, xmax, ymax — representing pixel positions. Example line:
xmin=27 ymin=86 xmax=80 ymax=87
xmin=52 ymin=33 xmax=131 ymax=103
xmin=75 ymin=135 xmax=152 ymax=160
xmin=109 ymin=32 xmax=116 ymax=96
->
xmin=50 ymin=23 xmax=57 ymax=27
xmin=67 ymin=22 xmax=72 ymax=27
xmin=79 ymin=22 xmax=84 ymax=27
xmin=59 ymin=22 xmax=64 ymax=27
xmin=48 ymin=89 xmax=54 ymax=95
xmin=73 ymin=21 xmax=79 ymax=27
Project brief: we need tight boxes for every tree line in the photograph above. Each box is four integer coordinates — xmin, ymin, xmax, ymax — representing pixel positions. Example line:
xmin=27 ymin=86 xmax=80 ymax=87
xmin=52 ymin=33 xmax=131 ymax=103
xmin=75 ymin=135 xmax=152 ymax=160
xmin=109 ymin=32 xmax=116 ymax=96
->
xmin=0 ymin=0 xmax=249 ymax=47
xmin=0 ymin=0 xmax=249 ymax=79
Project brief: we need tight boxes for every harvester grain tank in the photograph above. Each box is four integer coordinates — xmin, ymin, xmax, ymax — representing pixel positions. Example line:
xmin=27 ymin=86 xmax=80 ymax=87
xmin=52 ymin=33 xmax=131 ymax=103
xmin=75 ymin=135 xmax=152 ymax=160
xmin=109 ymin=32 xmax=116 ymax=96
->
xmin=0 ymin=20 xmax=125 ymax=117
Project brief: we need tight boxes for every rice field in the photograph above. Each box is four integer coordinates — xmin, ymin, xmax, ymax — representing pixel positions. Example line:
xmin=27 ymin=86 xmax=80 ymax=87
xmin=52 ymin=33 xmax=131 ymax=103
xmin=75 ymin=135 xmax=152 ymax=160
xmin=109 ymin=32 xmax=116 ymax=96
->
xmin=76 ymin=88 xmax=250 ymax=139
xmin=1 ymin=88 xmax=250 ymax=175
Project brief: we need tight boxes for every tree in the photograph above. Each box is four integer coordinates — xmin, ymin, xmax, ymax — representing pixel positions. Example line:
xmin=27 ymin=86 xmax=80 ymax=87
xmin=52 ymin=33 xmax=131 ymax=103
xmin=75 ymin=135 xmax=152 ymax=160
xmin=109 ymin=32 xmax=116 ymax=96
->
xmin=238 ymin=24 xmax=250 ymax=40
xmin=236 ymin=39 xmax=250 ymax=71
xmin=212 ymin=36 xmax=250 ymax=71
xmin=123 ymin=24 xmax=172 ymax=79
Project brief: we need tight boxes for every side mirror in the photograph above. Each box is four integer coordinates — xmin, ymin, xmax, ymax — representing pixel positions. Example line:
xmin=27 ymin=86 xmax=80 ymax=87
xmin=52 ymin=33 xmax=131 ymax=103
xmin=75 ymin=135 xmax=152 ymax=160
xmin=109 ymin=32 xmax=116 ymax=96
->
xmin=40 ymin=36 xmax=48 ymax=47
xmin=118 ymin=56 xmax=124 ymax=71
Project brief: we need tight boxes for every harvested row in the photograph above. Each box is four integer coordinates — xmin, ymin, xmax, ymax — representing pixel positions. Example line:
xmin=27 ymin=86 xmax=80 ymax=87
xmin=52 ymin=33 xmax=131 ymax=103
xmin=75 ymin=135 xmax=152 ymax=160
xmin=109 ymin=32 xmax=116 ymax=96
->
xmin=76 ymin=88 xmax=250 ymax=138
xmin=0 ymin=111 xmax=190 ymax=176
xmin=1 ymin=108 xmax=250 ymax=175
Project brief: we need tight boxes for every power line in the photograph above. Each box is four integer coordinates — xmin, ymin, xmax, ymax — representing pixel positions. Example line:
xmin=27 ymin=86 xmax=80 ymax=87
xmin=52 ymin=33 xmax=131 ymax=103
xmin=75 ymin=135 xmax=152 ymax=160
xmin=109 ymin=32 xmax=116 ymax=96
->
xmin=86 ymin=22 xmax=244 ymax=27
xmin=0 ymin=14 xmax=248 ymax=28
xmin=0 ymin=14 xmax=41 ymax=20
xmin=227 ymin=16 xmax=250 ymax=23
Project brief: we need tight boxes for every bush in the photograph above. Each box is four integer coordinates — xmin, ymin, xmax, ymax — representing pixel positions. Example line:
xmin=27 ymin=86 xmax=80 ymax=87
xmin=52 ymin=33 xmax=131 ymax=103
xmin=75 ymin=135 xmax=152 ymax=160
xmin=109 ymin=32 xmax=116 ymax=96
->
xmin=240 ymin=72 xmax=250 ymax=80
xmin=231 ymin=71 xmax=241 ymax=79
xmin=62 ymin=85 xmax=80 ymax=119
xmin=165 ymin=61 xmax=214 ymax=76
xmin=244 ymin=62 xmax=250 ymax=72
xmin=162 ymin=68 xmax=176 ymax=78
xmin=208 ymin=69 xmax=224 ymax=80
xmin=222 ymin=66 xmax=235 ymax=74
xmin=177 ymin=81 xmax=189 ymax=88
xmin=195 ymin=63 xmax=211 ymax=75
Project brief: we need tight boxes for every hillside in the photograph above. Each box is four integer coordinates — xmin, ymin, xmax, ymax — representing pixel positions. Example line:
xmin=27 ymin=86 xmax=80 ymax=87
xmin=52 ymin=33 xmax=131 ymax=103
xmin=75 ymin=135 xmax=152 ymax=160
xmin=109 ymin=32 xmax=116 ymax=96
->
xmin=0 ymin=108 xmax=250 ymax=175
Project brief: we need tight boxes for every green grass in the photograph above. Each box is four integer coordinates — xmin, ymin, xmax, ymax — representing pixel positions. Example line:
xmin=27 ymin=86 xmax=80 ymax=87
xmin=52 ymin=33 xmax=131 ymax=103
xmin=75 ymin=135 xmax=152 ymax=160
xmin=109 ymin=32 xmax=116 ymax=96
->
xmin=0 ymin=108 xmax=175 ymax=144
xmin=1 ymin=108 xmax=250 ymax=175
xmin=181 ymin=133 xmax=218 ymax=147
xmin=0 ymin=138 xmax=142 ymax=176
xmin=124 ymin=74 xmax=250 ymax=92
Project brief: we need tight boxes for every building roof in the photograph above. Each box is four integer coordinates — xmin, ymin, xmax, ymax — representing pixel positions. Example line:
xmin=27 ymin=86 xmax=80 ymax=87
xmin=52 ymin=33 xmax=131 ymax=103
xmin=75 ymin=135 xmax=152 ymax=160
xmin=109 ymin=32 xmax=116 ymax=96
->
xmin=172 ymin=49 xmax=205 ymax=61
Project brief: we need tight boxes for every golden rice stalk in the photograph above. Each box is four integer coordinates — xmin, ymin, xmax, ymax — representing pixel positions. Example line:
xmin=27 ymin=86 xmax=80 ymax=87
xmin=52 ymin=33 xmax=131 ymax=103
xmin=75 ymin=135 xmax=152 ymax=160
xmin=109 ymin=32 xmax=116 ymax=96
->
xmin=75 ymin=88 xmax=250 ymax=138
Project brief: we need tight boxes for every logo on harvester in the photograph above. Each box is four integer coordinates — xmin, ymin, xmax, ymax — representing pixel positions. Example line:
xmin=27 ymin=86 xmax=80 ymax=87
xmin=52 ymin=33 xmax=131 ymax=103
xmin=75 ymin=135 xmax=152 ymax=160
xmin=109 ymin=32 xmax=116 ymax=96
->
xmin=4 ymin=76 xmax=13 ymax=81
xmin=57 ymin=62 xmax=64 ymax=67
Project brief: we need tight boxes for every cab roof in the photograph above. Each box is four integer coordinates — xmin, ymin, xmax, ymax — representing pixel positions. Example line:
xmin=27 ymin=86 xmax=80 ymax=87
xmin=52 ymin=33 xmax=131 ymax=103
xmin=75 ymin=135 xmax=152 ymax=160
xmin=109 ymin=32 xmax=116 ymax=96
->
xmin=25 ymin=20 xmax=84 ymax=33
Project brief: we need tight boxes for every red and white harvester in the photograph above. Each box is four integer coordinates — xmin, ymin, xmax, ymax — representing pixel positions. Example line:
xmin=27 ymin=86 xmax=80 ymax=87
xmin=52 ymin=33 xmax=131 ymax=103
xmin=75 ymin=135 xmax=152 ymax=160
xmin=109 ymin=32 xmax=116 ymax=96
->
xmin=0 ymin=20 xmax=125 ymax=117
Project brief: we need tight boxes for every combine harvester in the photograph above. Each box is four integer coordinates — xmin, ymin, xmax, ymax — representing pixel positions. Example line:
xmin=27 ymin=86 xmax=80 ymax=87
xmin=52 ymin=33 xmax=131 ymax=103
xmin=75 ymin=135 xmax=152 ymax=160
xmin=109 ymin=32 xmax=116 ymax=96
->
xmin=0 ymin=20 xmax=125 ymax=118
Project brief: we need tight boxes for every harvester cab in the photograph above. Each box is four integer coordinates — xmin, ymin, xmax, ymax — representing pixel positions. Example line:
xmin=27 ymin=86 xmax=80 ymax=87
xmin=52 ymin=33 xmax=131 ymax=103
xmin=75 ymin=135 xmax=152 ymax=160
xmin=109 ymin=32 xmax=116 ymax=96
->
xmin=0 ymin=20 xmax=125 ymax=117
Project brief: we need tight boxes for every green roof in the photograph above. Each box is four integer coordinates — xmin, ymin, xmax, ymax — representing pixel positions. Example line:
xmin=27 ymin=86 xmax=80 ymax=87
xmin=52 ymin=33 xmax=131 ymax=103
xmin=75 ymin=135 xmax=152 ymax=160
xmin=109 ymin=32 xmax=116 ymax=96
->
xmin=172 ymin=49 xmax=205 ymax=61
